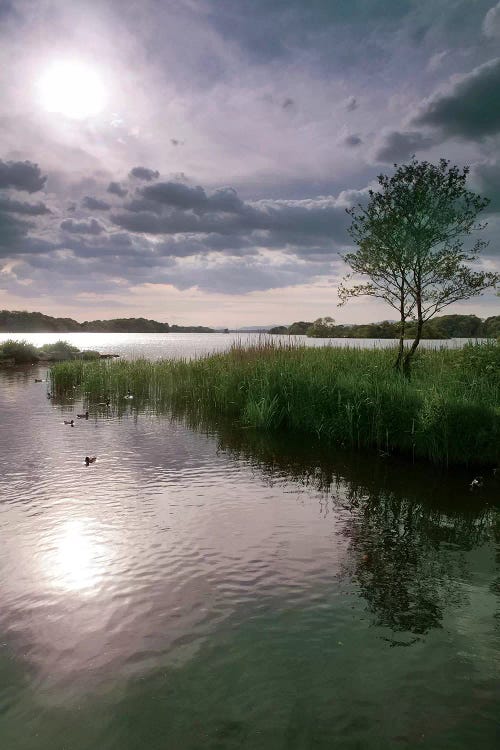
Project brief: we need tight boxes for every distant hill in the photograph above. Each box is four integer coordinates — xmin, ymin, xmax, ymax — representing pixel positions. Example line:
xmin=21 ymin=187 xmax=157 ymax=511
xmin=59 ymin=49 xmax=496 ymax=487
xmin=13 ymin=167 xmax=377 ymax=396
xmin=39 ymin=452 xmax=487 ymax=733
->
xmin=269 ymin=314 xmax=500 ymax=339
xmin=229 ymin=325 xmax=279 ymax=332
xmin=0 ymin=310 xmax=215 ymax=334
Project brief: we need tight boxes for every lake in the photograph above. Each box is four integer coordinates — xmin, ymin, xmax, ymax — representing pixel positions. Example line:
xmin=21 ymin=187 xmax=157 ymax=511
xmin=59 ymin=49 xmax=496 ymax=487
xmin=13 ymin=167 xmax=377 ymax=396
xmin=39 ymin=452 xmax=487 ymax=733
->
xmin=0 ymin=334 xmax=498 ymax=749
xmin=0 ymin=331 xmax=483 ymax=361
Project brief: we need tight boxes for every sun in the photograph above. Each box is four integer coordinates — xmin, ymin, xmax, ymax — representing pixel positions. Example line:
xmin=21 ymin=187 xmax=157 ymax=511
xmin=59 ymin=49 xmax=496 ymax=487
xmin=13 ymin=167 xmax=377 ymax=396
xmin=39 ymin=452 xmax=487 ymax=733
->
xmin=38 ymin=60 xmax=107 ymax=119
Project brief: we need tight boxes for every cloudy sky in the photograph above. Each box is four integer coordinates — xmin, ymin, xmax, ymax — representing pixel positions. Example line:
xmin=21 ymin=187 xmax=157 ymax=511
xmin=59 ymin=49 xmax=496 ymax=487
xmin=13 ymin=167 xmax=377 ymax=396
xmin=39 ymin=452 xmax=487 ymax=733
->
xmin=0 ymin=0 xmax=499 ymax=326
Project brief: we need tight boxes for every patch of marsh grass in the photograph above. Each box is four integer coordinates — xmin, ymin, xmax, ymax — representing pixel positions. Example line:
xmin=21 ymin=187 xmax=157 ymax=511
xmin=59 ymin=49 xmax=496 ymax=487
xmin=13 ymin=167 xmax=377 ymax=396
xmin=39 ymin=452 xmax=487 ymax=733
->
xmin=50 ymin=339 xmax=500 ymax=466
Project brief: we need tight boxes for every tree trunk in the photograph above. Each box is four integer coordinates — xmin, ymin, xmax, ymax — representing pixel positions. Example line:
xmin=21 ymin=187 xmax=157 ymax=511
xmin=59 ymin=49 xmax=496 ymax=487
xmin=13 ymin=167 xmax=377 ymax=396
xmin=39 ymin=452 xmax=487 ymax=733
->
xmin=394 ymin=286 xmax=406 ymax=372
xmin=404 ymin=269 xmax=423 ymax=377
xmin=394 ymin=322 xmax=405 ymax=371
xmin=403 ymin=310 xmax=423 ymax=376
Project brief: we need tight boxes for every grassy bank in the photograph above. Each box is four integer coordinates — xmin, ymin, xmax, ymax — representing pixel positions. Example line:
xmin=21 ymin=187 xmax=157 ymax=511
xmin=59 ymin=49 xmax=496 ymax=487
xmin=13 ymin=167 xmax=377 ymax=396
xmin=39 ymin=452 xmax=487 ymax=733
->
xmin=50 ymin=340 xmax=500 ymax=467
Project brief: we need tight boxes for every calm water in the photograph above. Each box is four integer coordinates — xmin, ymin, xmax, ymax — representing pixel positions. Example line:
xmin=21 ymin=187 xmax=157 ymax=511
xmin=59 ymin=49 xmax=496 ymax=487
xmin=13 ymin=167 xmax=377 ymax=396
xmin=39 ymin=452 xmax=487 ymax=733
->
xmin=0 ymin=335 xmax=498 ymax=749
xmin=0 ymin=331 xmax=481 ymax=361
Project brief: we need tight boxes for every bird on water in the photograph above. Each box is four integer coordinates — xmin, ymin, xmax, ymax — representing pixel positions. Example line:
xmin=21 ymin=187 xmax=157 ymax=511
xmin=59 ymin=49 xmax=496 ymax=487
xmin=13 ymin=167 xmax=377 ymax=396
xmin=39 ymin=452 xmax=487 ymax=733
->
xmin=469 ymin=476 xmax=483 ymax=491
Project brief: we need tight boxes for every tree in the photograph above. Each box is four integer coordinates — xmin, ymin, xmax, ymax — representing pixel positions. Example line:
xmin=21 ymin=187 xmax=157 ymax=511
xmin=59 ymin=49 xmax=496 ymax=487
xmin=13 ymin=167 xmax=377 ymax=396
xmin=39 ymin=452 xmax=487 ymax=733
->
xmin=287 ymin=321 xmax=314 ymax=335
xmin=338 ymin=157 xmax=499 ymax=373
xmin=307 ymin=316 xmax=337 ymax=337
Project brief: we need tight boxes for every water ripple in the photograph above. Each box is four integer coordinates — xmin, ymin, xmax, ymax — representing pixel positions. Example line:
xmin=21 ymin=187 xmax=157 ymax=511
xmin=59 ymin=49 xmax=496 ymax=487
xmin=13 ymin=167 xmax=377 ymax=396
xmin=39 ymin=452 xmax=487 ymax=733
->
xmin=0 ymin=364 xmax=498 ymax=749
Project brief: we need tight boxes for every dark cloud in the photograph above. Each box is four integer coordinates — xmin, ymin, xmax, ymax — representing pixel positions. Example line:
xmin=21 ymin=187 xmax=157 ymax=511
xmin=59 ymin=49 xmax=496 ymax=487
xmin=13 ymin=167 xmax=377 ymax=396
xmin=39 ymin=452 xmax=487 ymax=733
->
xmin=206 ymin=0 xmax=414 ymax=65
xmin=207 ymin=187 xmax=245 ymax=214
xmin=412 ymin=57 xmax=500 ymax=139
xmin=9 ymin=235 xmax=58 ymax=256
xmin=0 ymin=1 xmax=20 ymax=21
xmin=0 ymin=197 xmax=50 ymax=215
xmin=107 ymin=181 xmax=128 ymax=197
xmin=110 ymin=211 xmax=167 ymax=234
xmin=373 ymin=130 xmax=437 ymax=163
xmin=0 ymin=212 xmax=31 ymax=253
xmin=56 ymin=232 xmax=141 ymax=261
xmin=471 ymin=160 xmax=500 ymax=212
xmin=135 ymin=182 xmax=247 ymax=216
xmin=3 ymin=243 xmax=331 ymax=299
xmin=111 ymin=208 xmax=225 ymax=235
xmin=0 ymin=176 xmax=50 ymax=256
xmin=0 ymin=159 xmax=47 ymax=193
xmin=112 ymin=182 xmax=350 ymax=244
xmin=60 ymin=218 xmax=105 ymax=235
xmin=164 ymin=255 xmax=329 ymax=295
xmin=141 ymin=182 xmax=209 ymax=211
xmin=129 ymin=166 xmax=161 ymax=181
xmin=82 ymin=196 xmax=111 ymax=211
xmin=344 ymin=134 xmax=363 ymax=147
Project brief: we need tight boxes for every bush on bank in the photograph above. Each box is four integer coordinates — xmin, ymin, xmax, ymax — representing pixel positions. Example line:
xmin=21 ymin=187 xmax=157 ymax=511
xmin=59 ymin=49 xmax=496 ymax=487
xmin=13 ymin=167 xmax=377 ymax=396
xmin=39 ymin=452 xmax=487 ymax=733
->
xmin=0 ymin=339 xmax=102 ymax=364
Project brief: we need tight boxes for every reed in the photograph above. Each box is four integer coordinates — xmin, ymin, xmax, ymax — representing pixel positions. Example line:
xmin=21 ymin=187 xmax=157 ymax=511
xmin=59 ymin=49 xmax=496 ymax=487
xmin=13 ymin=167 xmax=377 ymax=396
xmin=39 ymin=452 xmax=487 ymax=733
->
xmin=50 ymin=340 xmax=500 ymax=467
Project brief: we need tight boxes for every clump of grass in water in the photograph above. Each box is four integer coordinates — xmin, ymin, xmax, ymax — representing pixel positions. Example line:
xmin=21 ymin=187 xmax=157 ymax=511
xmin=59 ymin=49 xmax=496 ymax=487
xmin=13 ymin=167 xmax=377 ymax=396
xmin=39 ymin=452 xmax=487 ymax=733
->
xmin=50 ymin=340 xmax=500 ymax=467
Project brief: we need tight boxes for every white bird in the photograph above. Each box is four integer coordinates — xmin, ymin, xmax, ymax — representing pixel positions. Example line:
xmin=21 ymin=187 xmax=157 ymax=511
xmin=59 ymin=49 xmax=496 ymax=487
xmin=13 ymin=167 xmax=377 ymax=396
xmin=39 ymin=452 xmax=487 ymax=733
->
xmin=469 ymin=476 xmax=483 ymax=491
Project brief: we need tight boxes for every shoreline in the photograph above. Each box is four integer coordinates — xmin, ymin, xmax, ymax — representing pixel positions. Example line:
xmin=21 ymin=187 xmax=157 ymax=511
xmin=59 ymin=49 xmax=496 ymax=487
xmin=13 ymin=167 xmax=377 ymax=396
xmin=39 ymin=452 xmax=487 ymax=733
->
xmin=49 ymin=340 xmax=500 ymax=469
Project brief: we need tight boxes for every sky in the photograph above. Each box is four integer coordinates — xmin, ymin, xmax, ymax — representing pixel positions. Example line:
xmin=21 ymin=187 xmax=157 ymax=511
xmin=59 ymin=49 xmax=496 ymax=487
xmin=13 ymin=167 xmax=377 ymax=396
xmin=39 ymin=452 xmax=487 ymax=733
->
xmin=0 ymin=0 xmax=499 ymax=327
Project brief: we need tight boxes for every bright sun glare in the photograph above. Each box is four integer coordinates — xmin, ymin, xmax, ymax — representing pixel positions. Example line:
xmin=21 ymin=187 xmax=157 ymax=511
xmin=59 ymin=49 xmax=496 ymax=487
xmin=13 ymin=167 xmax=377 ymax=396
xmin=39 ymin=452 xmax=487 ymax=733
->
xmin=48 ymin=519 xmax=109 ymax=592
xmin=38 ymin=61 xmax=106 ymax=119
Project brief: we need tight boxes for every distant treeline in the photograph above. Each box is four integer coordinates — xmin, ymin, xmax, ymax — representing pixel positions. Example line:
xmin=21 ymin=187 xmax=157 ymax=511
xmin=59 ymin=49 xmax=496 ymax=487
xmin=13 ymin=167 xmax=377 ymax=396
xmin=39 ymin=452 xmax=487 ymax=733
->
xmin=269 ymin=314 xmax=500 ymax=339
xmin=0 ymin=310 xmax=215 ymax=334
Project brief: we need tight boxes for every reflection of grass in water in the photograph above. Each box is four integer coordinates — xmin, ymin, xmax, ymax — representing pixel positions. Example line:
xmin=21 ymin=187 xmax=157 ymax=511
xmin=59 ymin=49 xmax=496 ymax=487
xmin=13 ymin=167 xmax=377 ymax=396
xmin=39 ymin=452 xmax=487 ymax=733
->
xmin=88 ymin=586 xmax=498 ymax=749
xmin=51 ymin=351 xmax=498 ymax=638
xmin=51 ymin=340 xmax=500 ymax=466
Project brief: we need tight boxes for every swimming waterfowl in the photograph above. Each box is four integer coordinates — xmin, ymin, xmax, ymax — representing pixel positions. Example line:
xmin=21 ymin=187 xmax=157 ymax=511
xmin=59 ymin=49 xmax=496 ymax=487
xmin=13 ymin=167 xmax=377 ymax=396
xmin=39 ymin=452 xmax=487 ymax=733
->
xmin=84 ymin=456 xmax=97 ymax=465
xmin=34 ymin=378 xmax=43 ymax=383
xmin=63 ymin=419 xmax=74 ymax=426
xmin=77 ymin=411 xmax=89 ymax=419
xmin=98 ymin=398 xmax=111 ymax=406
xmin=124 ymin=390 xmax=133 ymax=400
xmin=469 ymin=476 xmax=483 ymax=491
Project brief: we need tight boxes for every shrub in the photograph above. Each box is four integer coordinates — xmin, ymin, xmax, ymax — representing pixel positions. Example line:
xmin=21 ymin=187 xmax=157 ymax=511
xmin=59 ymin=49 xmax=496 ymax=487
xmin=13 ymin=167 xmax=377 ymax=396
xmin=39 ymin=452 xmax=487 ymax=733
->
xmin=457 ymin=340 xmax=500 ymax=381
xmin=0 ymin=339 xmax=39 ymax=362
xmin=39 ymin=340 xmax=80 ymax=357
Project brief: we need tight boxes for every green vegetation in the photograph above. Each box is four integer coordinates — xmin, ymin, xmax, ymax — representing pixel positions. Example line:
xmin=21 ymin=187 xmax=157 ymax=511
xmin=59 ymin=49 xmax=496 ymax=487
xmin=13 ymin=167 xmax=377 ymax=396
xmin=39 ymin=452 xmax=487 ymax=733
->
xmin=50 ymin=339 xmax=500 ymax=467
xmin=0 ymin=339 xmax=102 ymax=364
xmin=339 ymin=157 xmax=499 ymax=373
xmin=0 ymin=309 xmax=215 ymax=333
xmin=0 ymin=339 xmax=40 ymax=363
xmin=270 ymin=314 xmax=500 ymax=339
xmin=38 ymin=340 xmax=80 ymax=357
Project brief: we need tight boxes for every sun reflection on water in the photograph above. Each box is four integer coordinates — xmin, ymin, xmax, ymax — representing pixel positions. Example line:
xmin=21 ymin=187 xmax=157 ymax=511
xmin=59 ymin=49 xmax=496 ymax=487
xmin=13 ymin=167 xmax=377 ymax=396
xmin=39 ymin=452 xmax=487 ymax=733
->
xmin=47 ymin=518 xmax=110 ymax=593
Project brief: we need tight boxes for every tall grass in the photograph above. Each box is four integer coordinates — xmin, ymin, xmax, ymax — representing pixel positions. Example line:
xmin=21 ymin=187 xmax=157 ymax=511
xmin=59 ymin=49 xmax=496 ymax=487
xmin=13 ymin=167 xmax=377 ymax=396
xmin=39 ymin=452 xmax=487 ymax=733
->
xmin=50 ymin=339 xmax=500 ymax=467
